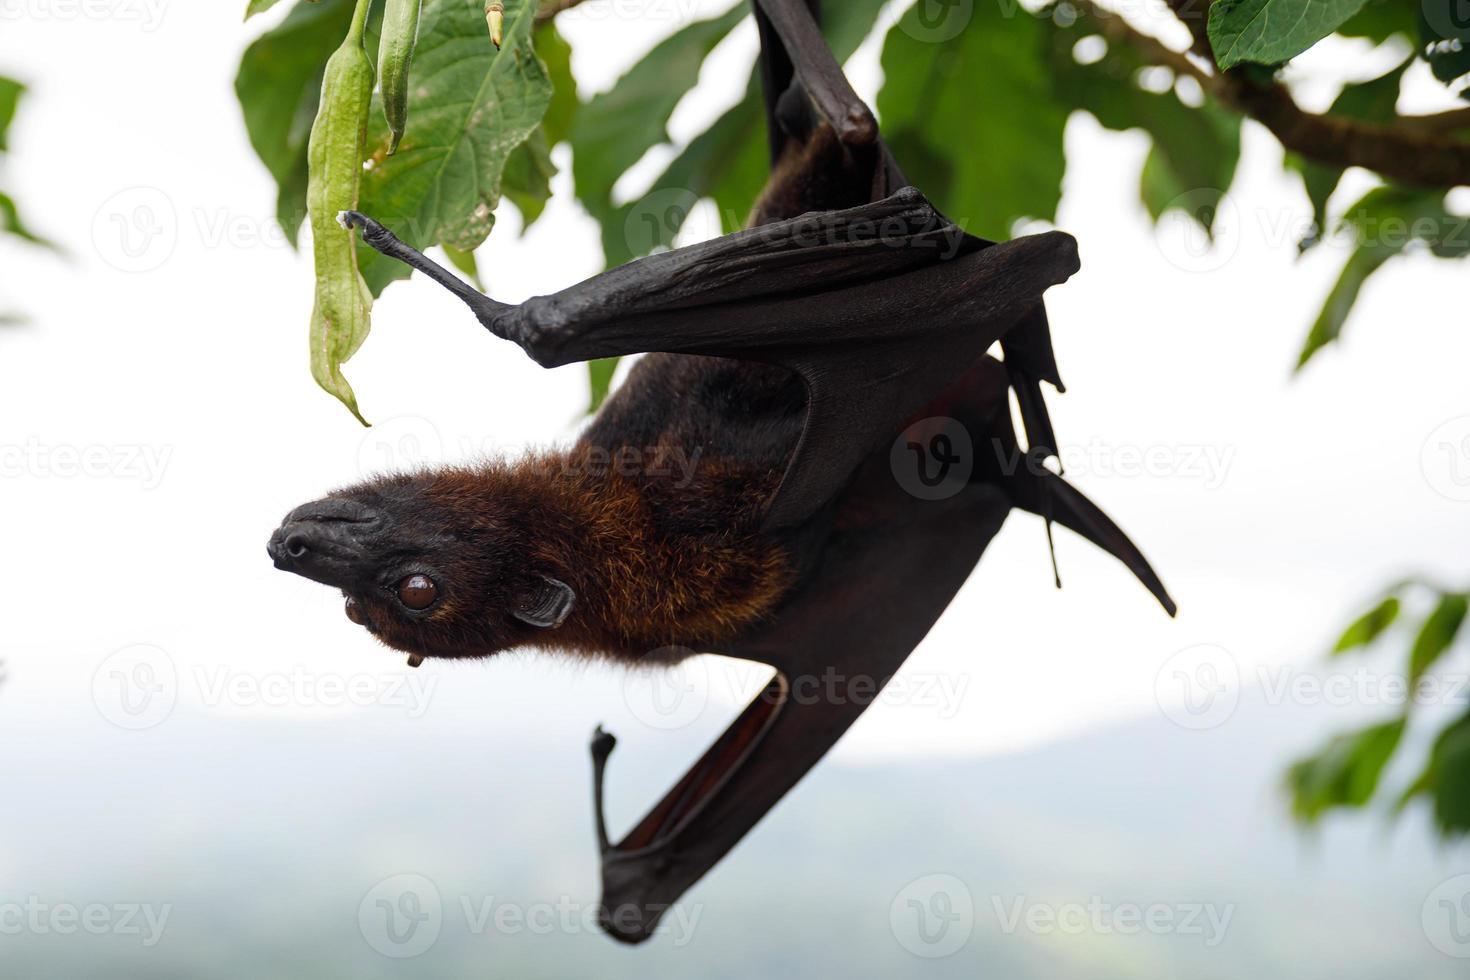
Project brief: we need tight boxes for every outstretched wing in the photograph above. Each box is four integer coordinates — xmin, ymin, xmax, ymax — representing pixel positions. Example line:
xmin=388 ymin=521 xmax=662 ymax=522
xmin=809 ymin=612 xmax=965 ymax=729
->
xmin=344 ymin=193 xmax=1078 ymax=529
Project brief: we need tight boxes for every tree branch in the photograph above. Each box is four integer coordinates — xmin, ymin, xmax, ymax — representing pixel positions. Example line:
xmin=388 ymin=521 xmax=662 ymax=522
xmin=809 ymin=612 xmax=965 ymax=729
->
xmin=1074 ymin=0 xmax=1470 ymax=188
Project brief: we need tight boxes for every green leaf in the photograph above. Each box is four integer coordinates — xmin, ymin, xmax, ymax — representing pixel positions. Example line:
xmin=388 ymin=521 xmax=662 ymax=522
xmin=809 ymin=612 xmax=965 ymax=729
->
xmin=586 ymin=357 xmax=619 ymax=412
xmin=1400 ymin=710 xmax=1470 ymax=833
xmin=1337 ymin=0 xmax=1416 ymax=41
xmin=0 ymin=75 xmax=23 ymax=154
xmin=1209 ymin=0 xmax=1370 ymax=70
xmin=0 ymin=190 xmax=54 ymax=249
xmin=1285 ymin=58 xmax=1409 ymax=251
xmin=502 ymin=126 xmax=557 ymax=230
xmin=536 ymin=20 xmax=577 ymax=148
xmin=236 ymin=0 xmax=360 ymax=246
xmin=1410 ymin=593 xmax=1469 ymax=683
xmin=1045 ymin=10 xmax=1240 ymax=236
xmin=1333 ymin=595 xmax=1401 ymax=654
xmin=354 ymin=0 xmax=553 ymax=295
xmin=584 ymin=0 xmax=887 ymax=268
xmin=571 ymin=1 xmax=748 ymax=230
xmin=245 ymin=0 xmax=287 ymax=18
xmin=441 ymin=243 xmax=484 ymax=290
xmin=1297 ymin=185 xmax=1466 ymax=368
xmin=881 ymin=2 xmax=1067 ymax=240
xmin=1419 ymin=2 xmax=1470 ymax=93
xmin=1287 ymin=717 xmax=1406 ymax=822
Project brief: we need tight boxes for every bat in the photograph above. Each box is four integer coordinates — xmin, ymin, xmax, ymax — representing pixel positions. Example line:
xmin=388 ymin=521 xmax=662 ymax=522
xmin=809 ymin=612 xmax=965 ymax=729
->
xmin=267 ymin=0 xmax=1175 ymax=944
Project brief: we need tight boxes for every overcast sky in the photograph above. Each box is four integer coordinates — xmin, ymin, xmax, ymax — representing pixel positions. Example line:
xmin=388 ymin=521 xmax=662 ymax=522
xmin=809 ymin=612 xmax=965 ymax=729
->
xmin=1 ymin=0 xmax=1468 ymax=770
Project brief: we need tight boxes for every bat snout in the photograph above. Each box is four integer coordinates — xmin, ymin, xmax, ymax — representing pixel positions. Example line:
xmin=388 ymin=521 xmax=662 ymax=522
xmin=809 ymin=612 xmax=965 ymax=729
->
xmin=268 ymin=498 xmax=384 ymax=590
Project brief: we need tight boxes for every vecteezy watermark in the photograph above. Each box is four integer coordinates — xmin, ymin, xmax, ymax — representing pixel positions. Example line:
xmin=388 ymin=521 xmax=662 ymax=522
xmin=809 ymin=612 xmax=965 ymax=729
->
xmin=193 ymin=665 xmax=437 ymax=718
xmin=891 ymin=416 xmax=975 ymax=501
xmin=0 ymin=897 xmax=171 ymax=947
xmin=359 ymin=874 xmax=442 ymax=959
xmin=0 ymin=0 xmax=167 ymax=30
xmin=890 ymin=874 xmax=975 ymax=958
xmin=1152 ymin=189 xmax=1243 ymax=273
xmin=356 ymin=415 xmax=706 ymax=487
xmin=92 ymin=644 xmax=178 ymax=731
xmin=91 ymin=187 xmax=178 ymax=273
xmin=92 ymin=646 xmax=440 ymax=729
xmin=1155 ymin=644 xmax=1241 ymax=730
xmin=621 ymin=654 xmax=973 ymax=731
xmin=0 ymin=438 xmax=172 ymax=489
xmin=991 ymin=896 xmax=1235 ymax=947
xmin=1258 ymin=664 xmax=1469 ymax=709
xmin=900 ymin=0 xmax=986 ymax=43
xmin=1423 ymin=874 xmax=1470 ymax=958
xmin=1422 ymin=416 xmax=1470 ymax=502
xmin=357 ymin=873 xmax=703 ymax=957
xmin=623 ymin=187 xmax=722 ymax=256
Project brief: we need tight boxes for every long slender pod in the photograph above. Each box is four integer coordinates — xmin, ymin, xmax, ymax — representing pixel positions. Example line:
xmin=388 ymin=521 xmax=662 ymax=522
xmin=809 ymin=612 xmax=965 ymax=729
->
xmin=378 ymin=0 xmax=422 ymax=153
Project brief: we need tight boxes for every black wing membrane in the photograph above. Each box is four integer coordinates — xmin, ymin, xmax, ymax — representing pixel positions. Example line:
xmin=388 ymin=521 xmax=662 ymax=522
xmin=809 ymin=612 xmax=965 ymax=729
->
xmin=345 ymin=192 xmax=1079 ymax=529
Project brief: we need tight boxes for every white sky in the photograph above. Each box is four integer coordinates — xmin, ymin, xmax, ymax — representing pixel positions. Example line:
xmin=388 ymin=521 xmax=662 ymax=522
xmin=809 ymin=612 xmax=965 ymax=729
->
xmin=0 ymin=0 xmax=1467 ymax=768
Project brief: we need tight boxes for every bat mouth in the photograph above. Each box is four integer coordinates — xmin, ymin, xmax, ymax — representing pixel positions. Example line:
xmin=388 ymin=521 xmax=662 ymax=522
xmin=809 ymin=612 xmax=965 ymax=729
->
xmin=591 ymin=672 xmax=789 ymax=944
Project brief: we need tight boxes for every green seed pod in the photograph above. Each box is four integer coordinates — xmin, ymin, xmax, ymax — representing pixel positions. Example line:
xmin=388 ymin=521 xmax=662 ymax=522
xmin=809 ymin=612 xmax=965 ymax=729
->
xmin=306 ymin=0 xmax=376 ymax=424
xmin=377 ymin=0 xmax=421 ymax=154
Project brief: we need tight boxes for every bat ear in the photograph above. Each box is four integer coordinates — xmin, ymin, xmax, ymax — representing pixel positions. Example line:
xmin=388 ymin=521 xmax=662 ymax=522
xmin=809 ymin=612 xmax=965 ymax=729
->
xmin=514 ymin=575 xmax=577 ymax=629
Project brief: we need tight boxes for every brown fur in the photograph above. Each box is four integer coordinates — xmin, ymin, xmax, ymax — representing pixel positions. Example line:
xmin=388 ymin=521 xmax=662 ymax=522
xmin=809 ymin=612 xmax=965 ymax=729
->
xmin=352 ymin=443 xmax=795 ymax=664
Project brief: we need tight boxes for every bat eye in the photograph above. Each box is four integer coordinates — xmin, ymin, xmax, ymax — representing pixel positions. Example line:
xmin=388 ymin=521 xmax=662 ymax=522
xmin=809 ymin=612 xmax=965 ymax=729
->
xmin=397 ymin=574 xmax=438 ymax=610
xmin=344 ymin=596 xmax=367 ymax=626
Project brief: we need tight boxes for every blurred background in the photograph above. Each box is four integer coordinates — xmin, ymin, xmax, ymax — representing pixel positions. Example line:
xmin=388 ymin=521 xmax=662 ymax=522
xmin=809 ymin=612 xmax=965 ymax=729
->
xmin=3 ymin=0 xmax=1470 ymax=975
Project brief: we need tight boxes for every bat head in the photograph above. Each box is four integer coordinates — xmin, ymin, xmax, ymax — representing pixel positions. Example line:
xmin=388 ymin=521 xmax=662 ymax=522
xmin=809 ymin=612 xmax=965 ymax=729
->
xmin=266 ymin=470 xmax=576 ymax=662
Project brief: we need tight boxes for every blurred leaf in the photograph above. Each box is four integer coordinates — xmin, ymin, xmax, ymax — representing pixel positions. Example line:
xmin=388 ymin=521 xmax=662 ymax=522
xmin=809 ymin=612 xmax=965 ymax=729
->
xmin=1297 ymin=185 xmax=1466 ymax=369
xmin=1209 ymin=0 xmax=1369 ymax=70
xmin=0 ymin=75 xmax=23 ymax=153
xmin=0 ymin=191 xmax=54 ymax=250
xmin=1046 ymin=11 xmax=1240 ymax=235
xmin=355 ymin=0 xmax=552 ymax=295
xmin=1288 ymin=717 xmax=1406 ymax=821
xmin=1333 ymin=595 xmax=1401 ymax=654
xmin=1409 ymin=593 xmax=1469 ymax=683
xmin=881 ymin=2 xmax=1067 ymax=240
xmin=537 ymin=20 xmax=577 ymax=148
xmin=441 ymin=243 xmax=484 ymax=290
xmin=1419 ymin=1 xmax=1470 ymax=94
xmin=1400 ymin=710 xmax=1470 ymax=833
xmin=587 ymin=357 xmax=619 ymax=412
xmin=571 ymin=1 xmax=748 ymax=230
xmin=245 ymin=0 xmax=287 ymax=18
xmin=589 ymin=0 xmax=887 ymax=267
xmin=1286 ymin=57 xmax=1409 ymax=251
xmin=502 ymin=126 xmax=558 ymax=230
xmin=235 ymin=0 xmax=358 ymax=246
xmin=1337 ymin=0 xmax=1416 ymax=40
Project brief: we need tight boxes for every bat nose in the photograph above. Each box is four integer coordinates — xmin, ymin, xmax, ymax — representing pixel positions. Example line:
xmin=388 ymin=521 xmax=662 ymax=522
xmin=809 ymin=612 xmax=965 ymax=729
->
xmin=268 ymin=498 xmax=383 ymax=587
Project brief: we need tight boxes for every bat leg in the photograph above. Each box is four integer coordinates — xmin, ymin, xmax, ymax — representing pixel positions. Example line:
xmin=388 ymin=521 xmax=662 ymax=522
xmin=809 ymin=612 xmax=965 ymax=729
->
xmin=755 ymin=0 xmax=876 ymax=152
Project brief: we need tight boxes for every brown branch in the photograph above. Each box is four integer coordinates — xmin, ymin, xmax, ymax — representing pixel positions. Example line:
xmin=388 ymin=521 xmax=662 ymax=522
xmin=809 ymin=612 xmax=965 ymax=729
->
xmin=1073 ymin=0 xmax=1470 ymax=188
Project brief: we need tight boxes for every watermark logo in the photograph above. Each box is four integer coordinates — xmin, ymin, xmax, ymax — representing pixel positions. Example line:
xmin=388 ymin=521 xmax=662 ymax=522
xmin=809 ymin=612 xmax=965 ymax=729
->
xmin=1421 ymin=0 xmax=1470 ymax=41
xmin=1422 ymin=416 xmax=1470 ymax=502
xmin=1153 ymin=189 xmax=1242 ymax=273
xmin=357 ymin=415 xmax=447 ymax=478
xmin=891 ymin=416 xmax=974 ymax=501
xmin=1155 ymin=643 xmax=1240 ymax=730
xmin=359 ymin=874 xmax=442 ymax=958
xmin=0 ymin=438 xmax=172 ymax=488
xmin=890 ymin=873 xmax=974 ymax=958
xmin=91 ymin=187 xmax=177 ymax=273
xmin=1423 ymin=874 xmax=1470 ymax=958
xmin=992 ymin=896 xmax=1234 ymax=947
xmin=0 ymin=0 xmax=168 ymax=30
xmin=91 ymin=644 xmax=177 ymax=731
xmin=900 ymin=0 xmax=976 ymax=43
xmin=0 ymin=897 xmax=171 ymax=946
xmin=621 ymin=648 xmax=709 ymax=731
xmin=623 ymin=187 xmax=720 ymax=256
